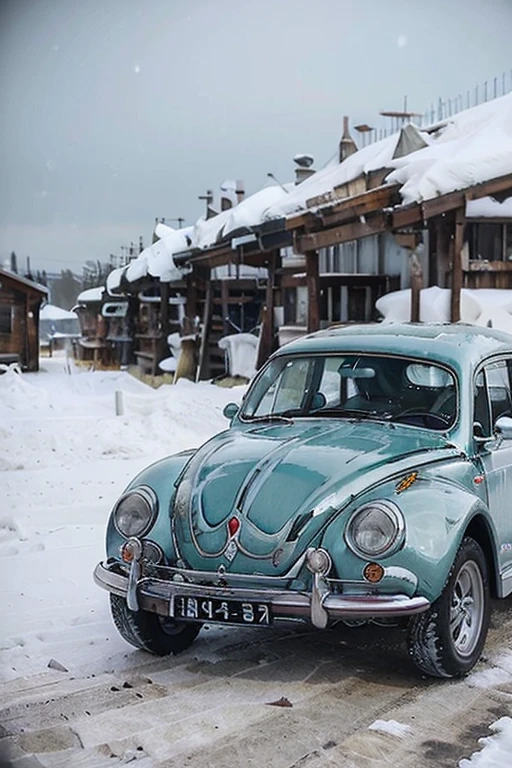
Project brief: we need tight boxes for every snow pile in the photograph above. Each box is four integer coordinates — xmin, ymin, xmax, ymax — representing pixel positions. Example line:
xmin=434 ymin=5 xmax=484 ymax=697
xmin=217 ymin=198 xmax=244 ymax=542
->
xmin=0 ymin=365 xmax=50 ymax=415
xmin=368 ymin=719 xmax=412 ymax=738
xmin=376 ymin=286 xmax=512 ymax=335
xmin=218 ymin=332 xmax=259 ymax=379
xmin=459 ymin=717 xmax=512 ymax=768
xmin=466 ymin=650 xmax=512 ymax=689
xmin=0 ymin=354 xmax=246 ymax=681
xmin=466 ymin=195 xmax=512 ymax=218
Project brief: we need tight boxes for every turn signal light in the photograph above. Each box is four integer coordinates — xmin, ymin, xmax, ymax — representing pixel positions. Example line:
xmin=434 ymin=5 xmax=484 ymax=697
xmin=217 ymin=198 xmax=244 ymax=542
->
xmin=120 ymin=537 xmax=142 ymax=563
xmin=121 ymin=543 xmax=135 ymax=562
xmin=363 ymin=562 xmax=384 ymax=583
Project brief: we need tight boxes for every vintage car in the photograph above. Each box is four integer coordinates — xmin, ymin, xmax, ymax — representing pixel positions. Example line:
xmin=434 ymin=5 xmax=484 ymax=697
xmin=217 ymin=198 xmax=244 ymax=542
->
xmin=94 ymin=323 xmax=512 ymax=678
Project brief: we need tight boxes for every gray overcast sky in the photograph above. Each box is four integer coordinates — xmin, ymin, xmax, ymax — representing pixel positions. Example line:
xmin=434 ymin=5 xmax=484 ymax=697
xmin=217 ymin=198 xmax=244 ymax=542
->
xmin=1 ymin=0 xmax=511 ymax=274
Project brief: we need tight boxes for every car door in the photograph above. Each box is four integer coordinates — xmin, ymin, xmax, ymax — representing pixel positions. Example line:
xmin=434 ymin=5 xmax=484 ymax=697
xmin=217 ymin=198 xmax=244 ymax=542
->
xmin=477 ymin=358 xmax=512 ymax=595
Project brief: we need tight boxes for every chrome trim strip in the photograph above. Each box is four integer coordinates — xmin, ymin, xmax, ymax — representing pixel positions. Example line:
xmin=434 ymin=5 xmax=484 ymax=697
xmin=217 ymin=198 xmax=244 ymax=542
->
xmin=94 ymin=561 xmax=430 ymax=623
xmin=499 ymin=564 xmax=512 ymax=598
xmin=145 ymin=556 xmax=309 ymax=586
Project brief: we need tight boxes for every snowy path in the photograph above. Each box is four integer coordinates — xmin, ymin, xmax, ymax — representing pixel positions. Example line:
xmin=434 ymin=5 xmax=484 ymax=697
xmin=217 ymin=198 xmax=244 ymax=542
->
xmin=1 ymin=356 xmax=511 ymax=767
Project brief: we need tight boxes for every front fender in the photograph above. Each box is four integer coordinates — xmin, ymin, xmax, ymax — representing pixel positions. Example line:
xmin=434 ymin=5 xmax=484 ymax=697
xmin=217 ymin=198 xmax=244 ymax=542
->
xmin=105 ymin=450 xmax=195 ymax=561
xmin=322 ymin=466 xmax=494 ymax=604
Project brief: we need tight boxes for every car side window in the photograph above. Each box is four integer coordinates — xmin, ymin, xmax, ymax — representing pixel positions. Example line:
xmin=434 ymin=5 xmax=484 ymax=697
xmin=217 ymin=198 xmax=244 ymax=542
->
xmin=474 ymin=370 xmax=491 ymax=437
xmin=485 ymin=360 xmax=512 ymax=426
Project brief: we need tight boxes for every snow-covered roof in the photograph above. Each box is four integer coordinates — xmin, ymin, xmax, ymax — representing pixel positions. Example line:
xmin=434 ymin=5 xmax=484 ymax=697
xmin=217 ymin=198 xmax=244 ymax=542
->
xmin=40 ymin=304 xmax=78 ymax=320
xmin=0 ymin=267 xmax=48 ymax=295
xmin=107 ymin=226 xmax=194 ymax=293
xmin=190 ymin=183 xmax=291 ymax=250
xmin=265 ymin=92 xmax=512 ymax=219
xmin=76 ymin=286 xmax=104 ymax=303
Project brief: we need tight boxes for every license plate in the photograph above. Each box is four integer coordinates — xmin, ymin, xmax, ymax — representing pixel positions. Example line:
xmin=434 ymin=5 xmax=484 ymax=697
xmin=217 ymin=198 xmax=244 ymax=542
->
xmin=173 ymin=596 xmax=271 ymax=625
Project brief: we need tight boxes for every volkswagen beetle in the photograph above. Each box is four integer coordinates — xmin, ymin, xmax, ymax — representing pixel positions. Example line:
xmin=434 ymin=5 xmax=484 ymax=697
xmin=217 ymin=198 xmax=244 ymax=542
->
xmin=94 ymin=323 xmax=512 ymax=678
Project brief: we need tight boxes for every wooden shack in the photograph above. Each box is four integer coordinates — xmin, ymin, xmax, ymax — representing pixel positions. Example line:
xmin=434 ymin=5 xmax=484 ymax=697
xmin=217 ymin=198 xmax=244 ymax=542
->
xmin=0 ymin=268 xmax=48 ymax=371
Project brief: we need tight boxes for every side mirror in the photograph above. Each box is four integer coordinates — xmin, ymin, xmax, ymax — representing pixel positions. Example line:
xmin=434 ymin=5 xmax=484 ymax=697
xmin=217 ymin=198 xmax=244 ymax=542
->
xmin=223 ymin=402 xmax=239 ymax=420
xmin=494 ymin=415 xmax=512 ymax=441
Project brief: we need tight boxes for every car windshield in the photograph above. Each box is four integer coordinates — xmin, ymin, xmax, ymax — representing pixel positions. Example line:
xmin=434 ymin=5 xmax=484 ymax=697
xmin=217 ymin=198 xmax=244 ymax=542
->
xmin=241 ymin=353 xmax=457 ymax=430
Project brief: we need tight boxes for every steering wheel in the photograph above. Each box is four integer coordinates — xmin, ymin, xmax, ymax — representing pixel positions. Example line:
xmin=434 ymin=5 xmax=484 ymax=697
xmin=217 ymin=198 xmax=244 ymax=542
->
xmin=393 ymin=409 xmax=451 ymax=429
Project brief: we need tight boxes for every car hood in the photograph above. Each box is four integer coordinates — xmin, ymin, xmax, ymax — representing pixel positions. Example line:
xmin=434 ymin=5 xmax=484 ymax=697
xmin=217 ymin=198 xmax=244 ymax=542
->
xmin=172 ymin=419 xmax=459 ymax=574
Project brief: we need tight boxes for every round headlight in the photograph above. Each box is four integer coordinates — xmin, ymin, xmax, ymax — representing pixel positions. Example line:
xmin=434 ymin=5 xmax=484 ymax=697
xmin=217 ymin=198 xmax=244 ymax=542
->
xmin=113 ymin=486 xmax=158 ymax=538
xmin=345 ymin=501 xmax=404 ymax=558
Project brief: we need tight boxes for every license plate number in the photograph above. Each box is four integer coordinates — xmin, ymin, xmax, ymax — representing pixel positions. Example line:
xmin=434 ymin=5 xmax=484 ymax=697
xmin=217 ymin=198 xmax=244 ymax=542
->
xmin=173 ymin=596 xmax=271 ymax=625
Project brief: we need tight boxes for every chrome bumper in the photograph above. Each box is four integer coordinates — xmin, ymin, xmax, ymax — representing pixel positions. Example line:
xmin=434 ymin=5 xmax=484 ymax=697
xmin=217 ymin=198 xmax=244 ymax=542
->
xmin=94 ymin=561 xmax=430 ymax=628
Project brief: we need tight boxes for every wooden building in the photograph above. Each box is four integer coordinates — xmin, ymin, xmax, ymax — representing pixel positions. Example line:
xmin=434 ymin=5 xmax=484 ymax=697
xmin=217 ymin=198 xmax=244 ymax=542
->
xmin=0 ymin=268 xmax=48 ymax=371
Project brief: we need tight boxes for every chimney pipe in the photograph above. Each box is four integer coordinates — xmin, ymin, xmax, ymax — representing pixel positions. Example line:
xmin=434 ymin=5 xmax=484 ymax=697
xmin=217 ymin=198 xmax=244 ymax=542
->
xmin=339 ymin=115 xmax=358 ymax=163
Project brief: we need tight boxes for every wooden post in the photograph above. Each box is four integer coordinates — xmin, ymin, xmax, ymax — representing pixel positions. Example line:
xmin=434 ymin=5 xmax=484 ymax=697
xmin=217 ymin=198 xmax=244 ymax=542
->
xmin=221 ymin=280 xmax=229 ymax=336
xmin=159 ymin=281 xmax=170 ymax=364
xmin=433 ymin=217 xmax=451 ymax=288
xmin=409 ymin=250 xmax=423 ymax=322
xmin=196 ymin=275 xmax=213 ymax=381
xmin=185 ymin=274 xmax=198 ymax=333
xmin=305 ymin=250 xmax=320 ymax=333
xmin=450 ymin=208 xmax=465 ymax=322
xmin=256 ymin=250 xmax=278 ymax=370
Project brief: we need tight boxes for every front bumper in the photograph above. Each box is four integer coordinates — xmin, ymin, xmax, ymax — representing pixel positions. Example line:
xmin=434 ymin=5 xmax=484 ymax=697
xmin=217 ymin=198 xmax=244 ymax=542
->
xmin=94 ymin=560 xmax=430 ymax=629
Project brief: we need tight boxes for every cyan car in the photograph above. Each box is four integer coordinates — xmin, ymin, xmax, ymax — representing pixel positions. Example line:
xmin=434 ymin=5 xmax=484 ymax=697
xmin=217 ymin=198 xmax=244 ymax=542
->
xmin=94 ymin=323 xmax=512 ymax=678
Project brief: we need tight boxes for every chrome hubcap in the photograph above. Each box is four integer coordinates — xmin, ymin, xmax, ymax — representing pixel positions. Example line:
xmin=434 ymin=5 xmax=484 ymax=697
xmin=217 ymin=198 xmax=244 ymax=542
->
xmin=449 ymin=560 xmax=484 ymax=657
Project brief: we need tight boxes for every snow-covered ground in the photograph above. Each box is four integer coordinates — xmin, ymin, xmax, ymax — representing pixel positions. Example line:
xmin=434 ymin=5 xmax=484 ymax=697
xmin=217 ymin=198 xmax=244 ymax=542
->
xmin=1 ymin=354 xmax=245 ymax=683
xmin=1 ymin=354 xmax=511 ymax=768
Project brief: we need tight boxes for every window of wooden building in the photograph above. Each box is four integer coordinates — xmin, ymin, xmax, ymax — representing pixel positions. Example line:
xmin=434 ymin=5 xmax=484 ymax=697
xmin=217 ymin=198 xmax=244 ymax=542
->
xmin=0 ymin=305 xmax=12 ymax=334
xmin=467 ymin=222 xmax=512 ymax=262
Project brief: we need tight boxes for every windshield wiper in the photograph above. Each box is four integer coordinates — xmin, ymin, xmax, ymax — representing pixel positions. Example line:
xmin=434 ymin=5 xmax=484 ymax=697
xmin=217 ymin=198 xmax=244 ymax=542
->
xmin=244 ymin=413 xmax=294 ymax=424
xmin=310 ymin=407 xmax=379 ymax=419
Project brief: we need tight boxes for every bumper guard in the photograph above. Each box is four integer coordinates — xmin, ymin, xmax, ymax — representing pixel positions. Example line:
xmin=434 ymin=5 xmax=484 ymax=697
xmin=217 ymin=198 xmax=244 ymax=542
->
xmin=94 ymin=560 xmax=430 ymax=628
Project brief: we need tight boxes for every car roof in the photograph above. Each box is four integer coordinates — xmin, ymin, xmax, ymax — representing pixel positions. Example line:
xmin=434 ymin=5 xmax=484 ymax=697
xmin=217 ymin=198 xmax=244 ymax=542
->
xmin=275 ymin=323 xmax=512 ymax=370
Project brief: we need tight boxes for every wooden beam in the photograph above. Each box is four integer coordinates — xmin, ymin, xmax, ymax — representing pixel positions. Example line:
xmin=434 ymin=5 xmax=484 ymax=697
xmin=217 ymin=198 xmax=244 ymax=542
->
xmin=391 ymin=205 xmax=423 ymax=229
xmin=392 ymin=173 xmax=512 ymax=228
xmin=296 ymin=213 xmax=388 ymax=251
xmin=319 ymin=184 xmax=400 ymax=227
xmin=306 ymin=250 xmax=320 ymax=333
xmin=465 ymin=172 xmax=512 ymax=200
xmin=450 ymin=208 xmax=465 ymax=322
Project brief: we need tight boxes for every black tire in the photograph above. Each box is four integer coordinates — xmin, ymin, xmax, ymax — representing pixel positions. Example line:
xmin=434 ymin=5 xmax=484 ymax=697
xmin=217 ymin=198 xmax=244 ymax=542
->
xmin=407 ymin=537 xmax=490 ymax=678
xmin=110 ymin=593 xmax=201 ymax=655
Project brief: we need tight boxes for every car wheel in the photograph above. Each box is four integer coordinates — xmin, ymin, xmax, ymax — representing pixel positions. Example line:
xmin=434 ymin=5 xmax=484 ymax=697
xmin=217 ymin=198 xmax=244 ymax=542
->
xmin=407 ymin=537 xmax=490 ymax=678
xmin=110 ymin=593 xmax=201 ymax=655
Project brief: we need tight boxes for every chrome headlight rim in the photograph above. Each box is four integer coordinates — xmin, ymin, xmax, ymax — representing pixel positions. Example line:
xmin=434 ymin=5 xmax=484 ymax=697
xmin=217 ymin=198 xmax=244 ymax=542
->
xmin=113 ymin=485 xmax=159 ymax=538
xmin=345 ymin=500 xmax=405 ymax=559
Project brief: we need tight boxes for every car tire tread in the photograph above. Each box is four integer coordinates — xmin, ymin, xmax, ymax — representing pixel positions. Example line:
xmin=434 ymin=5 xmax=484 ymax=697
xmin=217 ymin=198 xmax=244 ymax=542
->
xmin=110 ymin=593 xmax=201 ymax=656
xmin=407 ymin=536 xmax=490 ymax=678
